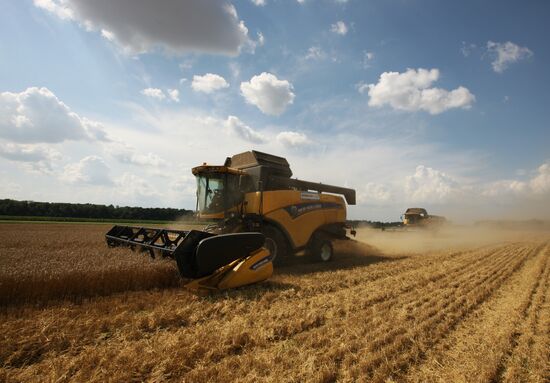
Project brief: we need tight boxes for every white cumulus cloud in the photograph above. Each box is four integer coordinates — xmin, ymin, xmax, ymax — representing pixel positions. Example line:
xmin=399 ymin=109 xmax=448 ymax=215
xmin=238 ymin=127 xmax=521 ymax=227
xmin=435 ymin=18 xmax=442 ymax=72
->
xmin=167 ymin=89 xmax=180 ymax=102
xmin=34 ymin=0 xmax=251 ymax=56
xmin=305 ymin=46 xmax=326 ymax=61
xmin=487 ymin=41 xmax=533 ymax=73
xmin=169 ymin=174 xmax=196 ymax=196
xmin=251 ymin=0 xmax=266 ymax=6
xmin=356 ymin=81 xmax=369 ymax=94
xmin=358 ymin=182 xmax=392 ymax=204
xmin=191 ymin=73 xmax=229 ymax=94
xmin=529 ymin=162 xmax=550 ymax=195
xmin=481 ymin=161 xmax=550 ymax=198
xmin=276 ymin=131 xmax=309 ymax=147
xmin=140 ymin=88 xmax=166 ymax=100
xmin=225 ymin=115 xmax=267 ymax=144
xmin=257 ymin=31 xmax=265 ymax=47
xmin=363 ymin=51 xmax=375 ymax=68
xmin=0 ymin=143 xmax=60 ymax=163
xmin=461 ymin=41 xmax=477 ymax=57
xmin=0 ymin=143 xmax=62 ymax=173
xmin=141 ymin=88 xmax=180 ymax=102
xmin=482 ymin=179 xmax=529 ymax=198
xmin=107 ymin=142 xmax=168 ymax=167
xmin=33 ymin=0 xmax=74 ymax=19
xmin=0 ymin=87 xmax=108 ymax=143
xmin=61 ymin=155 xmax=113 ymax=185
xmin=115 ymin=173 xmax=161 ymax=205
xmin=240 ymin=72 xmax=295 ymax=116
xmin=405 ymin=165 xmax=459 ymax=202
xmin=366 ymin=68 xmax=475 ymax=115
xmin=330 ymin=21 xmax=348 ymax=35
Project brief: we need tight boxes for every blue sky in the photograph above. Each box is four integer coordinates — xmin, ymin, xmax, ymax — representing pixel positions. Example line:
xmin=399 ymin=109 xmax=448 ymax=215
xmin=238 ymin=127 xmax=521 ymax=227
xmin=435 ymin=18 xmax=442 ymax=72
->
xmin=0 ymin=0 xmax=548 ymax=222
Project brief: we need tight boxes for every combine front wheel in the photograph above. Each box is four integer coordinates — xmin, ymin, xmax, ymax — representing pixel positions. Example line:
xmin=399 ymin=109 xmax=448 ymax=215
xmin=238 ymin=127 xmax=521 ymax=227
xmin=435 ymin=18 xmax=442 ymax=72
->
xmin=260 ymin=225 xmax=289 ymax=264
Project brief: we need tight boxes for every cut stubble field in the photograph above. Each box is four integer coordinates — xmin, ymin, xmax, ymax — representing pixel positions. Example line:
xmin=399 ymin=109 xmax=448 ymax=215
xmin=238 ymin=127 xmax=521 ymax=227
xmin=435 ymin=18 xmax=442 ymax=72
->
xmin=0 ymin=223 xmax=548 ymax=382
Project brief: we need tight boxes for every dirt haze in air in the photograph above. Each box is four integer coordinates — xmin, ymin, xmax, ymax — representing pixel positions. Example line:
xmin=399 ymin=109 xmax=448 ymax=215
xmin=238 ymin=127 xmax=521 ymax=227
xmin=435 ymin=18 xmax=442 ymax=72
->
xmin=354 ymin=224 xmax=549 ymax=255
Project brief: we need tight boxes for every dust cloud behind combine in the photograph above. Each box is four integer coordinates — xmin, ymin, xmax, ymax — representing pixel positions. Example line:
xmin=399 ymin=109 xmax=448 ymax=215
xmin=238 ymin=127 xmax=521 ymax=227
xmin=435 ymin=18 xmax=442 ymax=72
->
xmin=354 ymin=224 xmax=548 ymax=255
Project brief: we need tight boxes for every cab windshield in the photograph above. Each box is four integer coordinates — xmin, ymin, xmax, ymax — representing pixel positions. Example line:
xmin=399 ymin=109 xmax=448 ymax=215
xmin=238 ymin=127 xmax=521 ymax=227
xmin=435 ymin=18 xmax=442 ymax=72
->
xmin=196 ymin=173 xmax=242 ymax=214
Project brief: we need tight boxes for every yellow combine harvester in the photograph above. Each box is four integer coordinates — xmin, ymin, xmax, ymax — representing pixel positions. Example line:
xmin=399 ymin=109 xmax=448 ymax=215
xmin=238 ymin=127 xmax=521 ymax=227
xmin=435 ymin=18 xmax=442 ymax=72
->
xmin=401 ymin=208 xmax=446 ymax=229
xmin=106 ymin=151 xmax=356 ymax=291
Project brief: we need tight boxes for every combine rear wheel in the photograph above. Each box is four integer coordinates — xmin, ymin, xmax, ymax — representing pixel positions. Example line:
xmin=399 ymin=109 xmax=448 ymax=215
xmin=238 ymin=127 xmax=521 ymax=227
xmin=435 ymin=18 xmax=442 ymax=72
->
xmin=309 ymin=238 xmax=334 ymax=262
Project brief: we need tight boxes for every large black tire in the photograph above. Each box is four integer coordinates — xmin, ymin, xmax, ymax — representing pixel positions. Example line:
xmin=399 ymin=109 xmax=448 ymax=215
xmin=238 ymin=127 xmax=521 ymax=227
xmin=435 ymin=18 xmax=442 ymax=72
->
xmin=308 ymin=237 xmax=334 ymax=262
xmin=260 ymin=225 xmax=290 ymax=265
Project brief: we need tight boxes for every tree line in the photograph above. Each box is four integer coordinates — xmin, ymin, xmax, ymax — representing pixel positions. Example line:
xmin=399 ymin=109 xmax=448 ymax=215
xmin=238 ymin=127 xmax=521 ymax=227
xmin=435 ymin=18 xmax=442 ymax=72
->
xmin=0 ymin=199 xmax=194 ymax=221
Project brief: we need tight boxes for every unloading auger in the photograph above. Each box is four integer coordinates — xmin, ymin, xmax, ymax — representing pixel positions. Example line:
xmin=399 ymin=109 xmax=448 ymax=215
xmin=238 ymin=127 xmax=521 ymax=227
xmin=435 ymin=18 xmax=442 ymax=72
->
xmin=105 ymin=226 xmax=273 ymax=292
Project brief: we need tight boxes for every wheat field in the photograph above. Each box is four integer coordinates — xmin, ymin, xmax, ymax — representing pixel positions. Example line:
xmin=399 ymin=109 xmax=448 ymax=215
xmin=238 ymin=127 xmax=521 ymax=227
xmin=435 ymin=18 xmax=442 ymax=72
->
xmin=0 ymin=223 xmax=548 ymax=382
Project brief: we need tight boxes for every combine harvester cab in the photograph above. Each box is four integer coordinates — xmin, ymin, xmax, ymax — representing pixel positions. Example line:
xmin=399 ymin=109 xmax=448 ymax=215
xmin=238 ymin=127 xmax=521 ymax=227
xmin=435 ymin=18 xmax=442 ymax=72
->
xmin=105 ymin=226 xmax=273 ymax=292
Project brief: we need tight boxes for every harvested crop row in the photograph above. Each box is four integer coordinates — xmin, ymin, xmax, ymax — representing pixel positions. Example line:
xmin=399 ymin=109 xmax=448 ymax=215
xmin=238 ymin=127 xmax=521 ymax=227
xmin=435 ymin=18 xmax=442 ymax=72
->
xmin=346 ymin=244 xmax=544 ymax=381
xmin=3 ymin=241 xmax=543 ymax=383
xmin=401 ymin=244 xmax=549 ymax=383
xmin=501 ymin=246 xmax=550 ymax=383
xmin=283 ymin=242 xmax=512 ymax=299
xmin=178 ymin=243 xmax=540 ymax=382
xmin=0 ymin=242 xmax=512 ymax=370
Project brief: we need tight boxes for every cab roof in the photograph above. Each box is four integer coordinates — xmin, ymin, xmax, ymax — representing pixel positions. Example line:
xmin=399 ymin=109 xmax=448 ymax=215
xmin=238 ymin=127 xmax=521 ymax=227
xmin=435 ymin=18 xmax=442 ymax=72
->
xmin=192 ymin=165 xmax=245 ymax=176
xmin=405 ymin=208 xmax=428 ymax=215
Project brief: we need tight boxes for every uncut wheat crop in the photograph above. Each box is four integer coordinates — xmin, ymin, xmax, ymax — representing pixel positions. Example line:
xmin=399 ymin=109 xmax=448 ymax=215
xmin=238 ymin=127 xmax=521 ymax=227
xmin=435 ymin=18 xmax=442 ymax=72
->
xmin=0 ymin=224 xmax=191 ymax=305
xmin=0 ymin=223 xmax=548 ymax=383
